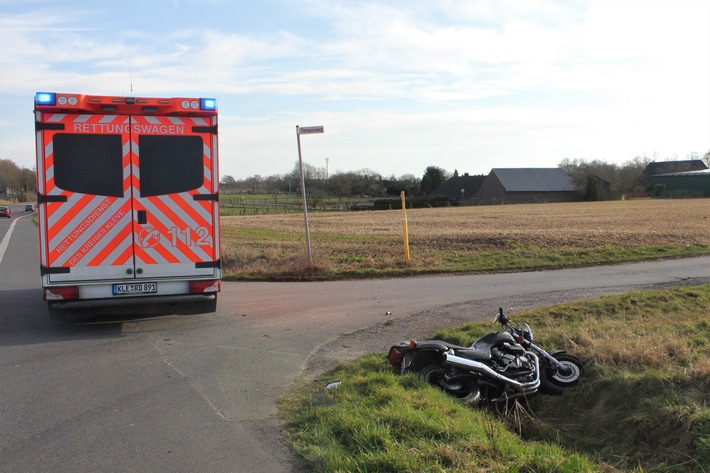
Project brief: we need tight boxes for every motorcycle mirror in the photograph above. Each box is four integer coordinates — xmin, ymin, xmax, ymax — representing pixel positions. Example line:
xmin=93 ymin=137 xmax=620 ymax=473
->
xmin=492 ymin=308 xmax=501 ymax=324
xmin=497 ymin=307 xmax=509 ymax=325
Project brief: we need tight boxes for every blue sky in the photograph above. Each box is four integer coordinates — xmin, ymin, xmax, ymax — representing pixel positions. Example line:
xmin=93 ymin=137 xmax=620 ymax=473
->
xmin=1 ymin=0 xmax=709 ymax=180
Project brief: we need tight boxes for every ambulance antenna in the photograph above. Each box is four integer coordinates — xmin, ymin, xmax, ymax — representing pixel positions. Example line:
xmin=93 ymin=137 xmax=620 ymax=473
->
xmin=125 ymin=60 xmax=134 ymax=94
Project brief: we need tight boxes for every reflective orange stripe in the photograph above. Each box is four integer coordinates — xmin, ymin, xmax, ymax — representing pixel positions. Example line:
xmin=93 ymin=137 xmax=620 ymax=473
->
xmin=85 ymin=200 xmax=133 ymax=267
xmin=111 ymin=245 xmax=134 ymax=266
xmin=47 ymin=193 xmax=96 ymax=242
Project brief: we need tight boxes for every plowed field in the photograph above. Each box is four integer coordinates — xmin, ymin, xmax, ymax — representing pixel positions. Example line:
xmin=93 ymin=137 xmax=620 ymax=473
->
xmin=221 ymin=199 xmax=710 ymax=279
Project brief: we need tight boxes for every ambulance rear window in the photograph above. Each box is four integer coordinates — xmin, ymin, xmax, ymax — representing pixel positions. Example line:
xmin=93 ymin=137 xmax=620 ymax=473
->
xmin=139 ymin=135 xmax=203 ymax=197
xmin=53 ymin=134 xmax=124 ymax=197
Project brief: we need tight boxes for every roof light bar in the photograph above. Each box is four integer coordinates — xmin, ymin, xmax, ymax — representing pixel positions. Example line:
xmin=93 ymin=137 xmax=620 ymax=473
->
xmin=201 ymin=98 xmax=217 ymax=110
xmin=36 ymin=92 xmax=217 ymax=111
xmin=35 ymin=92 xmax=56 ymax=106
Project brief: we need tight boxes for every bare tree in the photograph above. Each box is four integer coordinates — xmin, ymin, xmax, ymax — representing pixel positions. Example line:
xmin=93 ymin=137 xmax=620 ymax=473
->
xmin=220 ymin=175 xmax=237 ymax=192
xmin=691 ymin=151 xmax=710 ymax=168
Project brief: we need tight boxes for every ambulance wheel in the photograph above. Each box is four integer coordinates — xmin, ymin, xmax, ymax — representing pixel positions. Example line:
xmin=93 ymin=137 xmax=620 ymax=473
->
xmin=205 ymin=295 xmax=218 ymax=313
xmin=47 ymin=302 xmax=61 ymax=319
xmin=194 ymin=296 xmax=217 ymax=313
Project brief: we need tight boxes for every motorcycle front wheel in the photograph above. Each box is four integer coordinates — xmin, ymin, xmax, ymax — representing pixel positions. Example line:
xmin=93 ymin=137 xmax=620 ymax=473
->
xmin=540 ymin=353 xmax=583 ymax=395
xmin=420 ymin=364 xmax=481 ymax=406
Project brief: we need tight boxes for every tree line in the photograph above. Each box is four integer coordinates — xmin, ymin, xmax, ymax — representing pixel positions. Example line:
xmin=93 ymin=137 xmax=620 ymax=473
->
xmin=0 ymin=159 xmax=36 ymax=201
xmin=221 ymin=162 xmax=451 ymax=198
xmin=223 ymin=152 xmax=710 ymax=200
xmin=2 ymin=150 xmax=707 ymax=203
xmin=0 ymin=157 xmax=448 ymax=202
xmin=561 ymin=151 xmax=710 ymax=200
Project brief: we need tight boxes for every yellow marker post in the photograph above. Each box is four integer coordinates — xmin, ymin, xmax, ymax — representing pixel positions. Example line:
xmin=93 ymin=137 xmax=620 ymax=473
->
xmin=400 ymin=191 xmax=411 ymax=265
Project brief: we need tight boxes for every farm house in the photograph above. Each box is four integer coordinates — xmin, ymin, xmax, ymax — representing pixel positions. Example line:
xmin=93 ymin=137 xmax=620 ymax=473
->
xmin=431 ymin=173 xmax=487 ymax=203
xmin=649 ymin=169 xmax=710 ymax=198
xmin=477 ymin=168 xmax=579 ymax=205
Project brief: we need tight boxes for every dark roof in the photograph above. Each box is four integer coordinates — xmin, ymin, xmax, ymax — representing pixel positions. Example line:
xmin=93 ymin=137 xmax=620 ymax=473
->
xmin=432 ymin=175 xmax=486 ymax=198
xmin=641 ymin=160 xmax=708 ymax=176
xmin=491 ymin=168 xmax=576 ymax=192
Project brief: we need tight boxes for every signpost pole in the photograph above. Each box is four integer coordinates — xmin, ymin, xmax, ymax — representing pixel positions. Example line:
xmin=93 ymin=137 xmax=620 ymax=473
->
xmin=295 ymin=125 xmax=324 ymax=265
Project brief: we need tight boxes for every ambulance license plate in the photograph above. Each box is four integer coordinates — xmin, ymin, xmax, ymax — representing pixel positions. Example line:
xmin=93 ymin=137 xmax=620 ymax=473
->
xmin=112 ymin=282 xmax=158 ymax=296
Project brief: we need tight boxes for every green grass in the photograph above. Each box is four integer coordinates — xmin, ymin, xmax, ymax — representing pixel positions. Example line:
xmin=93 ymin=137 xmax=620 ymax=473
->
xmin=283 ymin=356 xmax=598 ymax=473
xmin=222 ymin=241 xmax=710 ymax=281
xmin=431 ymin=243 xmax=710 ymax=273
xmin=281 ymin=284 xmax=710 ymax=472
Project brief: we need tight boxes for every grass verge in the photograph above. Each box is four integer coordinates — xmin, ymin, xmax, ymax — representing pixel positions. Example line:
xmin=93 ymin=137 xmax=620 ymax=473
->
xmin=280 ymin=284 xmax=710 ymax=472
xmin=223 ymin=242 xmax=710 ymax=281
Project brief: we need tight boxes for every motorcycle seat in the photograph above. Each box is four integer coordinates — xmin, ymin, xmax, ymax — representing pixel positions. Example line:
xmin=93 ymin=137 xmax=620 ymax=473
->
xmin=412 ymin=340 xmax=494 ymax=361
xmin=454 ymin=347 xmax=492 ymax=361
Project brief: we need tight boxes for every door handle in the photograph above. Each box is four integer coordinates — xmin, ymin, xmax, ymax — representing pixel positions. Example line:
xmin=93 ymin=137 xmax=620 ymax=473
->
xmin=137 ymin=210 xmax=147 ymax=225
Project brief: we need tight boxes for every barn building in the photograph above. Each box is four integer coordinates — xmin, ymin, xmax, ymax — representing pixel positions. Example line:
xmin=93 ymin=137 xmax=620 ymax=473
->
xmin=637 ymin=159 xmax=708 ymax=188
xmin=477 ymin=168 xmax=578 ymax=205
xmin=431 ymin=173 xmax=486 ymax=203
xmin=649 ymin=169 xmax=710 ymax=198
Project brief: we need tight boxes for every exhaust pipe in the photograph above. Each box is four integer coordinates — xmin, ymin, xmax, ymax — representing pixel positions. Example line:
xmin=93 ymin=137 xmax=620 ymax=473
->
xmin=443 ymin=350 xmax=540 ymax=392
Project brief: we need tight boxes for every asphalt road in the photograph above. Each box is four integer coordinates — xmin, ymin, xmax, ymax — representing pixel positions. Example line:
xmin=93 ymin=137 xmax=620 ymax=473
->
xmin=2 ymin=209 xmax=709 ymax=472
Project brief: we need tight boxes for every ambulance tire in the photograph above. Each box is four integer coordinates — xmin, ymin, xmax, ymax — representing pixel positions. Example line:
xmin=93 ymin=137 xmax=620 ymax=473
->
xmin=204 ymin=295 xmax=218 ymax=313
xmin=47 ymin=302 xmax=61 ymax=319
xmin=184 ymin=296 xmax=217 ymax=314
xmin=47 ymin=302 xmax=78 ymax=319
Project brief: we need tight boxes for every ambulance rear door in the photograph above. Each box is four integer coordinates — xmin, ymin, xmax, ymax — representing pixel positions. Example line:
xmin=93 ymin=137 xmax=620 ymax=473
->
xmin=36 ymin=112 xmax=134 ymax=283
xmin=130 ymin=113 xmax=220 ymax=280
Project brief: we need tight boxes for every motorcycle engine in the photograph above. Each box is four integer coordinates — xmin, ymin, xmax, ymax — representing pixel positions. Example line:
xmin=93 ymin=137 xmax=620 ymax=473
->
xmin=491 ymin=345 xmax=534 ymax=373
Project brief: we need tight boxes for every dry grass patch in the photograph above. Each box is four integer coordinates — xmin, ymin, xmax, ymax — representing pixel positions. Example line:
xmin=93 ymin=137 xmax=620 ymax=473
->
xmin=221 ymin=199 xmax=710 ymax=279
xmin=407 ymin=199 xmax=709 ymax=249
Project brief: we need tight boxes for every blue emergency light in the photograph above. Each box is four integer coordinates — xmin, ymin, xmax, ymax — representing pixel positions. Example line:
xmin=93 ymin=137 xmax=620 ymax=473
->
xmin=201 ymin=98 xmax=217 ymax=110
xmin=35 ymin=92 xmax=56 ymax=106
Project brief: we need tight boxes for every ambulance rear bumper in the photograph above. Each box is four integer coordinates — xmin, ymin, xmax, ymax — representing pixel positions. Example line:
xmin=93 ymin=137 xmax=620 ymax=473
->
xmin=48 ymin=293 xmax=216 ymax=310
xmin=43 ymin=278 xmax=220 ymax=315
xmin=46 ymin=292 xmax=218 ymax=317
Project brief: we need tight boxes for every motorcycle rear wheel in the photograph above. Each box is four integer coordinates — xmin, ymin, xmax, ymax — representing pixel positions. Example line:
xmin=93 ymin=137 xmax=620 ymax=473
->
xmin=540 ymin=353 xmax=583 ymax=395
xmin=420 ymin=364 xmax=481 ymax=406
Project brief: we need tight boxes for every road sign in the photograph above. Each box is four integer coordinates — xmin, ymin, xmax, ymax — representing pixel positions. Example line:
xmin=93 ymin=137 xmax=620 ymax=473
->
xmin=297 ymin=126 xmax=324 ymax=135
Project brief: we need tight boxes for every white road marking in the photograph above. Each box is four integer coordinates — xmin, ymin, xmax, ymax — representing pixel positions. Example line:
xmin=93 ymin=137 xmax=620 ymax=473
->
xmin=0 ymin=213 xmax=34 ymax=265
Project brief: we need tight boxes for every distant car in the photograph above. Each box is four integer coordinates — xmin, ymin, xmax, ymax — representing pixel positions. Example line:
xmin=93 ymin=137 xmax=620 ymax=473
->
xmin=0 ymin=206 xmax=10 ymax=218
xmin=25 ymin=204 xmax=35 ymax=212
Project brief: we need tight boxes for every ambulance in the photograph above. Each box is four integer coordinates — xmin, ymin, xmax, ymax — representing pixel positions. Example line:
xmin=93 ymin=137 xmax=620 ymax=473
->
xmin=34 ymin=92 xmax=221 ymax=316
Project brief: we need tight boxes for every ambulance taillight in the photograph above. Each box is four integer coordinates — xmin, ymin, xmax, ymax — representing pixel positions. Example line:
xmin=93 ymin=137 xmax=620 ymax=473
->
xmin=44 ymin=287 xmax=80 ymax=301
xmin=189 ymin=280 xmax=221 ymax=294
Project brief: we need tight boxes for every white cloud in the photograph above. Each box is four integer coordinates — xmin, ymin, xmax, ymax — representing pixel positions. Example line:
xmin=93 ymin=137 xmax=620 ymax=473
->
xmin=0 ymin=0 xmax=708 ymax=178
